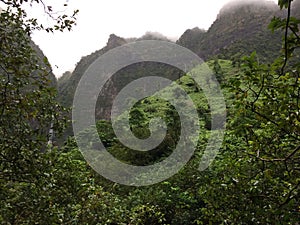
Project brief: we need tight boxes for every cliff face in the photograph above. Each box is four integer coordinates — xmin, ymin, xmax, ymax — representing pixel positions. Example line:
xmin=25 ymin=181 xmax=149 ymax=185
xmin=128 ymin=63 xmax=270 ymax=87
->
xmin=178 ymin=0 xmax=284 ymax=62
xmin=56 ymin=34 xmax=128 ymax=141
xmin=58 ymin=34 xmax=127 ymax=108
xmin=106 ymin=34 xmax=127 ymax=49
xmin=177 ymin=27 xmax=206 ymax=51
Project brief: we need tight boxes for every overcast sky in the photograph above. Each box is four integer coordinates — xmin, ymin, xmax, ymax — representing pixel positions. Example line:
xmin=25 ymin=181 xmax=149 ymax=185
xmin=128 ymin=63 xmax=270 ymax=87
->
xmin=25 ymin=0 xmax=276 ymax=77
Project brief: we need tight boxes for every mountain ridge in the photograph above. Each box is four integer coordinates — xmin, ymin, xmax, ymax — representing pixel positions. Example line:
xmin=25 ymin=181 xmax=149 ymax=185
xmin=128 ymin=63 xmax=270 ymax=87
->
xmin=59 ymin=0 xmax=287 ymax=94
xmin=56 ymin=0 xmax=297 ymax=141
xmin=177 ymin=0 xmax=284 ymax=62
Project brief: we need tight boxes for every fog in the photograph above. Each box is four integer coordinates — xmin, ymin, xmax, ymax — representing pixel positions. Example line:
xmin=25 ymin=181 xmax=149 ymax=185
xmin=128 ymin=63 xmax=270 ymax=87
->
xmin=219 ymin=0 xmax=277 ymax=15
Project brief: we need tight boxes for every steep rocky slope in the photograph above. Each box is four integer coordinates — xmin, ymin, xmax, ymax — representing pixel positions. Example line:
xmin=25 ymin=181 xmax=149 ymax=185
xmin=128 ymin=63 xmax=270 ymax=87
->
xmin=177 ymin=0 xmax=284 ymax=62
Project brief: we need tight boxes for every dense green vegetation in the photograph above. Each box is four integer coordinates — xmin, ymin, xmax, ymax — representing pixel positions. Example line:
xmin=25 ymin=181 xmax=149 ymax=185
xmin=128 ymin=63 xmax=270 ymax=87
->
xmin=1 ymin=0 xmax=300 ymax=224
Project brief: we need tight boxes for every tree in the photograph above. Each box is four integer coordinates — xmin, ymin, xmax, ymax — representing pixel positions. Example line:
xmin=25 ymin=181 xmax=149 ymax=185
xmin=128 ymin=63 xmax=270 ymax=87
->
xmin=0 ymin=0 xmax=79 ymax=34
xmin=197 ymin=0 xmax=300 ymax=223
xmin=0 ymin=1 xmax=79 ymax=223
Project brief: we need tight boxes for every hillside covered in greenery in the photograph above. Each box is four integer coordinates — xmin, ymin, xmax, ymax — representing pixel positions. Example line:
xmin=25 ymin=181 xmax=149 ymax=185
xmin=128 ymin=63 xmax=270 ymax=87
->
xmin=57 ymin=0 xmax=295 ymax=140
xmin=1 ymin=0 xmax=300 ymax=224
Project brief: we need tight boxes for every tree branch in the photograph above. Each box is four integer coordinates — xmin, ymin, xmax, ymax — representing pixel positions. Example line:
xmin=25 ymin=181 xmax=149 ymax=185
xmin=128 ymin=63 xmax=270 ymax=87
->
xmin=279 ymin=181 xmax=300 ymax=208
xmin=249 ymin=144 xmax=300 ymax=162
xmin=280 ymin=0 xmax=292 ymax=76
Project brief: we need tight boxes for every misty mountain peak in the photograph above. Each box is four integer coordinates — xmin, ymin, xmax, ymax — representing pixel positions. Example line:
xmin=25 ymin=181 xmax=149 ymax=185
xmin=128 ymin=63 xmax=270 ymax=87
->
xmin=138 ymin=31 xmax=170 ymax=41
xmin=218 ymin=0 xmax=277 ymax=18
xmin=106 ymin=34 xmax=127 ymax=49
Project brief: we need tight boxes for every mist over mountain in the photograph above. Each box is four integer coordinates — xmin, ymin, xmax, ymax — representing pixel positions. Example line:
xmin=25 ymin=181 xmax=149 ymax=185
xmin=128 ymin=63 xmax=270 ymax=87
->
xmin=219 ymin=0 xmax=278 ymax=15
xmin=138 ymin=31 xmax=171 ymax=41
xmin=177 ymin=0 xmax=284 ymax=62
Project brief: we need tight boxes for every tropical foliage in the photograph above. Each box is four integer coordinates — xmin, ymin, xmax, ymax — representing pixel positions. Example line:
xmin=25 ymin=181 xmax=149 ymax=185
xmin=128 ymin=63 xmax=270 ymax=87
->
xmin=1 ymin=0 xmax=299 ymax=224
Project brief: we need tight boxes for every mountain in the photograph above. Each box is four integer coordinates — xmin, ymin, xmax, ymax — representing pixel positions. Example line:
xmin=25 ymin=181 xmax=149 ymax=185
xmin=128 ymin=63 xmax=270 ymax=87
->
xmin=59 ymin=0 xmax=288 ymax=109
xmin=58 ymin=34 xmax=127 ymax=108
xmin=58 ymin=31 xmax=173 ymax=108
xmin=177 ymin=27 xmax=206 ymax=51
xmin=177 ymin=0 xmax=284 ymax=62
xmin=57 ymin=0 xmax=297 ymax=141
xmin=137 ymin=31 xmax=171 ymax=41
xmin=57 ymin=34 xmax=127 ymax=141
xmin=58 ymin=33 xmax=177 ymax=109
xmin=57 ymin=33 xmax=183 ymax=141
